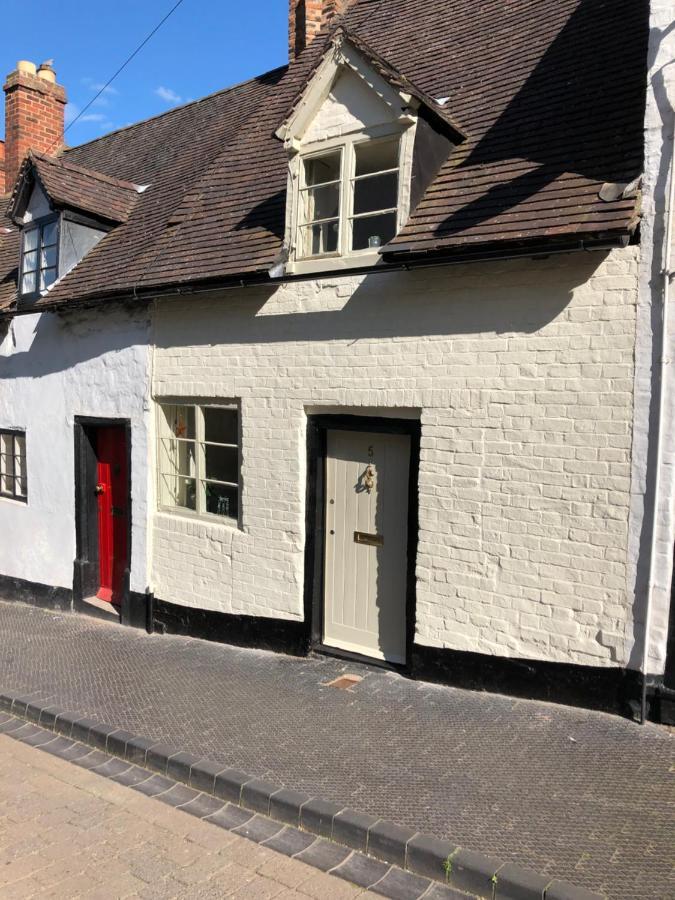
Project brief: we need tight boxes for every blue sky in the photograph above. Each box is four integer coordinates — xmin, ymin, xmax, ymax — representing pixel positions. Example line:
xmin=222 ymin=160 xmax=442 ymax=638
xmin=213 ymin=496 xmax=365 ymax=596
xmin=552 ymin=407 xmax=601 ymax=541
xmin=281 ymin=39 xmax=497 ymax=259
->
xmin=1 ymin=0 xmax=288 ymax=146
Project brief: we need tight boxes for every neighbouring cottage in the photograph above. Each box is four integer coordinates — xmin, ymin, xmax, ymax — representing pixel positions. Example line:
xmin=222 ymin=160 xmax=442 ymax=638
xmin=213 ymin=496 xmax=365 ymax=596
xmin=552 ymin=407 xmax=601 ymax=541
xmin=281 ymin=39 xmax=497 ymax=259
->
xmin=0 ymin=0 xmax=674 ymax=723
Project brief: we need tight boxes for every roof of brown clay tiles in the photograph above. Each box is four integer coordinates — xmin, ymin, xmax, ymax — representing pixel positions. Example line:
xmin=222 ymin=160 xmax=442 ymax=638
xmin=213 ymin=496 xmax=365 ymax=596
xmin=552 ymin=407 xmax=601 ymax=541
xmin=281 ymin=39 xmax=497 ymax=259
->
xmin=0 ymin=0 xmax=648 ymax=314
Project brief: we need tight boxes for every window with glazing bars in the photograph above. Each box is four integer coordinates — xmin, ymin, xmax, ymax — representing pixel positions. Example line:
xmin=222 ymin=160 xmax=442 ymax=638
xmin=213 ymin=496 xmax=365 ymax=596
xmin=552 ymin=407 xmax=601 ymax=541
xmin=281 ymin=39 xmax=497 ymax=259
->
xmin=0 ymin=430 xmax=27 ymax=502
xmin=298 ymin=136 xmax=400 ymax=259
xmin=21 ymin=218 xmax=59 ymax=297
xmin=157 ymin=403 xmax=239 ymax=521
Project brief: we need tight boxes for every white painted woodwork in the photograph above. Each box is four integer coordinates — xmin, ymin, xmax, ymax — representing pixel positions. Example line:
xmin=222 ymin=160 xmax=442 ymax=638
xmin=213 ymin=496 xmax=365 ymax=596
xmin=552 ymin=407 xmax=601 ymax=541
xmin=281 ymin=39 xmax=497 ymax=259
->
xmin=323 ymin=429 xmax=410 ymax=663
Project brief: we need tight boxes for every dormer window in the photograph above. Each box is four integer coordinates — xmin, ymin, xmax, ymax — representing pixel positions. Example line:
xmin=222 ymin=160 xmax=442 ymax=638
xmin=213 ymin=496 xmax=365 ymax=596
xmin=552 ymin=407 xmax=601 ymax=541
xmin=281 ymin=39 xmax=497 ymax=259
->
xmin=298 ymin=136 xmax=400 ymax=261
xmin=275 ymin=31 xmax=464 ymax=277
xmin=21 ymin=216 xmax=59 ymax=297
xmin=11 ymin=151 xmax=142 ymax=304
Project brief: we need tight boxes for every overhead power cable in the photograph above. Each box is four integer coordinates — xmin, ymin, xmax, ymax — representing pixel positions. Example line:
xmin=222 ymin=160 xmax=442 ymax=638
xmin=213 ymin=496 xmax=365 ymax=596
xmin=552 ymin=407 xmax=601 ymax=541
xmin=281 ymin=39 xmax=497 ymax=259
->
xmin=56 ymin=0 xmax=188 ymax=146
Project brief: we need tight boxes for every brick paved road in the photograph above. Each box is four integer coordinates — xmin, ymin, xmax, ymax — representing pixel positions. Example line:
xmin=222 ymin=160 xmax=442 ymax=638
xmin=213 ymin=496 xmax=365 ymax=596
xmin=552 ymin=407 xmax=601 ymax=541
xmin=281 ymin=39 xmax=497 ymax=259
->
xmin=0 ymin=602 xmax=673 ymax=900
xmin=0 ymin=732 xmax=379 ymax=899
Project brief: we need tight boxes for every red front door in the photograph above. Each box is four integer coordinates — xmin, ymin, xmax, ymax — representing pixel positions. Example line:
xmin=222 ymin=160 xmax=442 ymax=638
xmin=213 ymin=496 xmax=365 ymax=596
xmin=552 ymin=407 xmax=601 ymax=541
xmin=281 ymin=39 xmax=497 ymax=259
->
xmin=95 ymin=426 xmax=129 ymax=605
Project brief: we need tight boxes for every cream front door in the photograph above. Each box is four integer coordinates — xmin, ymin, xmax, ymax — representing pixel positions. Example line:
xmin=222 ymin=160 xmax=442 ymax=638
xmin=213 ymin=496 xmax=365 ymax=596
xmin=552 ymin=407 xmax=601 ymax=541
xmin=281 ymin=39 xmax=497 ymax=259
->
xmin=323 ymin=429 xmax=410 ymax=664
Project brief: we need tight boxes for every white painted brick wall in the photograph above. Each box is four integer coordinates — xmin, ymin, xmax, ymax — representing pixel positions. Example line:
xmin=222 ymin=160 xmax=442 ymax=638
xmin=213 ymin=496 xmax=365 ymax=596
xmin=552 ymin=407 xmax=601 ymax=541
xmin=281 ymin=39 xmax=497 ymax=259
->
xmin=152 ymin=247 xmax=639 ymax=667
xmin=627 ymin=0 xmax=675 ymax=673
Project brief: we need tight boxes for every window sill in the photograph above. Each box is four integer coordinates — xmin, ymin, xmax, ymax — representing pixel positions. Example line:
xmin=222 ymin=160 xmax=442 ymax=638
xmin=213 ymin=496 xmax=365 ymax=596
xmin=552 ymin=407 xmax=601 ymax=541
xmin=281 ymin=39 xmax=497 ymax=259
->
xmin=0 ymin=495 xmax=28 ymax=507
xmin=284 ymin=251 xmax=385 ymax=277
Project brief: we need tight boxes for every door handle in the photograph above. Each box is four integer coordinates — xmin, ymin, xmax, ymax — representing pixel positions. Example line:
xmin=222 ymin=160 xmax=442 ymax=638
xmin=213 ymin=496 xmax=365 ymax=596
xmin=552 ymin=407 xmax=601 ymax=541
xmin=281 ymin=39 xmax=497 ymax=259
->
xmin=95 ymin=484 xmax=106 ymax=495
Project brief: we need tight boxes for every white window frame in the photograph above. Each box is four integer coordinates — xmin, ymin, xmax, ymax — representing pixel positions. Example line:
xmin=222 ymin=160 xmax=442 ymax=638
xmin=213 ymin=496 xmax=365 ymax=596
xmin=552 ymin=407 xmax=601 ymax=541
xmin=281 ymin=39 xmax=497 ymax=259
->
xmin=156 ymin=401 xmax=240 ymax=524
xmin=0 ymin=429 xmax=27 ymax=503
xmin=289 ymin=126 xmax=409 ymax=274
xmin=20 ymin=215 xmax=60 ymax=299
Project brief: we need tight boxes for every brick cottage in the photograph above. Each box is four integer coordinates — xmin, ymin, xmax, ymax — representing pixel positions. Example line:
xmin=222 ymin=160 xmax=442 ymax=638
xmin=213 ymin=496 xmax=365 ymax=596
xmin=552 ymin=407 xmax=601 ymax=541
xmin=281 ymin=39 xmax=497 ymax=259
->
xmin=0 ymin=0 xmax=674 ymax=722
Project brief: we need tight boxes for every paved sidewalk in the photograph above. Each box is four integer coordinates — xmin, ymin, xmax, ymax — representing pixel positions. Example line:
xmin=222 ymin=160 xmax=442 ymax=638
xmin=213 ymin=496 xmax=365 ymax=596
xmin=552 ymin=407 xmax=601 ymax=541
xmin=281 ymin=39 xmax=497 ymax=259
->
xmin=0 ymin=602 xmax=673 ymax=900
xmin=0 ymin=733 xmax=382 ymax=899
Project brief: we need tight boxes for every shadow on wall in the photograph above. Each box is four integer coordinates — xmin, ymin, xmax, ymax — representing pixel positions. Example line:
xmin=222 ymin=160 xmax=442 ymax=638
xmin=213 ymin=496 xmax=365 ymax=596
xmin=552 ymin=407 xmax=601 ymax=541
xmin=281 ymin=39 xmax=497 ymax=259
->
xmin=0 ymin=307 xmax=150 ymax=380
xmin=628 ymin=18 xmax=675 ymax=672
xmin=437 ymin=0 xmax=649 ymax=237
xmin=154 ymin=251 xmax=608 ymax=349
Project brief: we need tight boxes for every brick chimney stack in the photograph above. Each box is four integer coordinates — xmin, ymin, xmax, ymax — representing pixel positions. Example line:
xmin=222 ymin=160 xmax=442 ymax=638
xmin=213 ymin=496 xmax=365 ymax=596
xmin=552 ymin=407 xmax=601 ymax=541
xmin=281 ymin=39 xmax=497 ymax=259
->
xmin=289 ymin=0 xmax=354 ymax=59
xmin=3 ymin=60 xmax=66 ymax=194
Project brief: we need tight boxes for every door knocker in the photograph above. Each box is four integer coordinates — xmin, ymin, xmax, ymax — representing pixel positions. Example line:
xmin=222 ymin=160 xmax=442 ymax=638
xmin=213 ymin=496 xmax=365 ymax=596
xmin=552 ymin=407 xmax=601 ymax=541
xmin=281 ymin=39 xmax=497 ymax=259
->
xmin=363 ymin=465 xmax=375 ymax=494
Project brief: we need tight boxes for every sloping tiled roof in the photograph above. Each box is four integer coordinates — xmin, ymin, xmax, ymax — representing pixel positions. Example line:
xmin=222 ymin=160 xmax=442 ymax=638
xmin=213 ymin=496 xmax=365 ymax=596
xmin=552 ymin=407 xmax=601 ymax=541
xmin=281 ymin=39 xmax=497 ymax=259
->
xmin=1 ymin=0 xmax=648 ymax=313
xmin=0 ymin=200 xmax=19 ymax=312
xmin=13 ymin=152 xmax=141 ymax=224
xmin=276 ymin=27 xmax=467 ymax=144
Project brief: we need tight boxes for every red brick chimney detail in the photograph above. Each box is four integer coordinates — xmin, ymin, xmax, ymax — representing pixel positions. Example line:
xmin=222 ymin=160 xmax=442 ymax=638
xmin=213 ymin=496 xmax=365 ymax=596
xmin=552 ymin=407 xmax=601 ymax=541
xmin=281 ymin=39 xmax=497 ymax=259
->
xmin=3 ymin=61 xmax=66 ymax=194
xmin=289 ymin=0 xmax=354 ymax=59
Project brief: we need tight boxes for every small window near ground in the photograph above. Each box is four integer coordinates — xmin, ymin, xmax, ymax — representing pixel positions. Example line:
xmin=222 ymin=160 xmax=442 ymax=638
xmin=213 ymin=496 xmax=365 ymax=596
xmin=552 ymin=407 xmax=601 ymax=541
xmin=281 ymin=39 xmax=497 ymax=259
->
xmin=21 ymin=218 xmax=59 ymax=297
xmin=0 ymin=430 xmax=27 ymax=502
xmin=157 ymin=402 xmax=239 ymax=522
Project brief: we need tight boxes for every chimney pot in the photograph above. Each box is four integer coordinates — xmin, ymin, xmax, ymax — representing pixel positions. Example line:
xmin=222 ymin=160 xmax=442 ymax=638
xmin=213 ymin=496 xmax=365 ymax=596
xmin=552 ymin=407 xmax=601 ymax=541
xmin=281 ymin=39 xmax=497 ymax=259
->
xmin=37 ymin=62 xmax=57 ymax=84
xmin=16 ymin=61 xmax=37 ymax=76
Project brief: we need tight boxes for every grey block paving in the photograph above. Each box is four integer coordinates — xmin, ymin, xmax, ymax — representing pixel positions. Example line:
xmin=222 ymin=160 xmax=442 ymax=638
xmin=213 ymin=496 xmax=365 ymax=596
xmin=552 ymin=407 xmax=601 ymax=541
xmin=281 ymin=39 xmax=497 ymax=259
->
xmin=0 ymin=600 xmax=672 ymax=900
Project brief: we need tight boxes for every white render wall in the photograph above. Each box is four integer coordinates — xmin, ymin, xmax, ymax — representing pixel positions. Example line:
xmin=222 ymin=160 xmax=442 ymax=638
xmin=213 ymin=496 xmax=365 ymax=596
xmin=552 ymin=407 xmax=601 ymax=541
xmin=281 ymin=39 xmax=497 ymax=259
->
xmin=152 ymin=247 xmax=640 ymax=668
xmin=0 ymin=308 xmax=151 ymax=595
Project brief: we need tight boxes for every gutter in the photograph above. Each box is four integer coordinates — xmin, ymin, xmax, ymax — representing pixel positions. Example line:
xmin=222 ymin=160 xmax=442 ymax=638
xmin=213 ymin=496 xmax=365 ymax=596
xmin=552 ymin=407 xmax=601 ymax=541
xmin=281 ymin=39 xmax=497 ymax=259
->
xmin=0 ymin=233 xmax=630 ymax=321
xmin=641 ymin=122 xmax=675 ymax=724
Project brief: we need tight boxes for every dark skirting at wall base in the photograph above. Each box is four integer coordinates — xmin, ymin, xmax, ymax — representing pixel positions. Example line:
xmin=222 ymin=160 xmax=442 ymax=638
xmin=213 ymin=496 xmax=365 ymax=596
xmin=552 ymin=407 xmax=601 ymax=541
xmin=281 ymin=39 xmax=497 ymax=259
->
xmin=0 ymin=572 xmax=73 ymax=613
xmin=150 ymin=596 xmax=309 ymax=656
xmin=411 ymin=643 xmax=647 ymax=718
